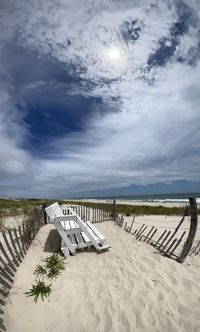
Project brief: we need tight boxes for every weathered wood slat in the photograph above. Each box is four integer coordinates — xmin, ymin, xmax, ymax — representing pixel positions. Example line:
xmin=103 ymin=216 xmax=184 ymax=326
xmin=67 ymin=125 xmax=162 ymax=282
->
xmin=154 ymin=230 xmax=167 ymax=248
xmin=147 ymin=228 xmax=157 ymax=244
xmin=0 ymin=241 xmax=17 ymax=272
xmin=178 ymin=198 xmax=198 ymax=263
xmin=164 ymin=238 xmax=177 ymax=256
xmin=0 ymin=288 xmax=9 ymax=298
xmin=0 ymin=267 xmax=14 ymax=283
xmin=124 ymin=222 xmax=128 ymax=231
xmin=0 ymin=276 xmax=11 ymax=290
xmin=13 ymin=228 xmax=24 ymax=259
xmin=0 ymin=320 xmax=6 ymax=331
xmin=158 ymin=231 xmax=171 ymax=251
xmin=164 ymin=217 xmax=185 ymax=250
xmin=137 ymin=226 xmax=148 ymax=240
xmin=22 ymin=221 xmax=28 ymax=249
xmin=170 ymin=231 xmax=186 ymax=257
xmin=8 ymin=229 xmax=22 ymax=263
xmin=189 ymin=241 xmax=200 ymax=255
xmin=23 ymin=220 xmax=29 ymax=246
xmin=0 ymin=298 xmax=6 ymax=306
xmin=2 ymin=231 xmax=19 ymax=267
xmin=0 ymin=257 xmax=15 ymax=278
xmin=129 ymin=217 xmax=135 ymax=233
xmin=18 ymin=225 xmax=26 ymax=255
xmin=135 ymin=224 xmax=145 ymax=239
xmin=102 ymin=209 xmax=105 ymax=221
xmin=144 ymin=226 xmax=155 ymax=242
xmin=132 ymin=229 xmax=138 ymax=236
xmin=196 ymin=246 xmax=200 ymax=255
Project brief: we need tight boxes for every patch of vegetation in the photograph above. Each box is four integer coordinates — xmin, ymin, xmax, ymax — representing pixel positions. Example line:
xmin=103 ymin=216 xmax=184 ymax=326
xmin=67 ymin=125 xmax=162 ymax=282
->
xmin=25 ymin=281 xmax=52 ymax=303
xmin=26 ymin=253 xmax=66 ymax=303
xmin=0 ymin=198 xmax=66 ymax=218
xmin=43 ymin=253 xmax=65 ymax=280
xmin=34 ymin=264 xmax=47 ymax=279
xmin=67 ymin=200 xmax=200 ymax=216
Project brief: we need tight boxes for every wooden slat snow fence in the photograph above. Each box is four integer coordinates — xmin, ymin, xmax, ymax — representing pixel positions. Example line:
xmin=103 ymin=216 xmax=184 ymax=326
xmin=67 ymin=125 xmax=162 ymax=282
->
xmin=0 ymin=207 xmax=44 ymax=331
xmin=0 ymin=202 xmax=114 ymax=331
xmin=62 ymin=204 xmax=112 ymax=223
xmin=122 ymin=198 xmax=198 ymax=263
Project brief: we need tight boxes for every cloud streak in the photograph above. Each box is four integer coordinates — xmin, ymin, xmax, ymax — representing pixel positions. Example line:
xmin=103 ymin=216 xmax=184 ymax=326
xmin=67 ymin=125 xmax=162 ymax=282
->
xmin=0 ymin=0 xmax=200 ymax=197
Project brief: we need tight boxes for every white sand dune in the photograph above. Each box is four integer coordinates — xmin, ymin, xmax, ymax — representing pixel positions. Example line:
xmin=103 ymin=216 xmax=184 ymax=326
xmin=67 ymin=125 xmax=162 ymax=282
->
xmin=4 ymin=221 xmax=200 ymax=332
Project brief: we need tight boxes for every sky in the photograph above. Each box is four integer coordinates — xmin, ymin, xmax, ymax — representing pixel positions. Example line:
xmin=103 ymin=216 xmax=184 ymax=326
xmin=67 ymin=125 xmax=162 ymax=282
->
xmin=0 ymin=0 xmax=200 ymax=198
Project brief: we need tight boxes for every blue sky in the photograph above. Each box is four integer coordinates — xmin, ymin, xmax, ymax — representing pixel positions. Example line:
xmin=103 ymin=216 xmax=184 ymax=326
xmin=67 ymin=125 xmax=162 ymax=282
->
xmin=0 ymin=0 xmax=200 ymax=198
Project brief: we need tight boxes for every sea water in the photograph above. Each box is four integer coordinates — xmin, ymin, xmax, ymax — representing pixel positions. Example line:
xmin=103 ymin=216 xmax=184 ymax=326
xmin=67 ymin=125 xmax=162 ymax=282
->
xmin=91 ymin=193 xmax=200 ymax=204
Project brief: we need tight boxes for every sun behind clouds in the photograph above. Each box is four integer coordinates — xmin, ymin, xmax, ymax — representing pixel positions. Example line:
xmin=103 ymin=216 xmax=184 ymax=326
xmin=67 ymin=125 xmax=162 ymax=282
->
xmin=107 ymin=46 xmax=122 ymax=63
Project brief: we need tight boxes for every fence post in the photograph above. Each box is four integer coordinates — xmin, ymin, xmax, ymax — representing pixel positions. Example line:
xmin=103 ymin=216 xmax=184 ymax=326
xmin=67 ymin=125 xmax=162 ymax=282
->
xmin=177 ymin=197 xmax=198 ymax=263
xmin=112 ymin=200 xmax=116 ymax=220
xmin=42 ymin=203 xmax=47 ymax=225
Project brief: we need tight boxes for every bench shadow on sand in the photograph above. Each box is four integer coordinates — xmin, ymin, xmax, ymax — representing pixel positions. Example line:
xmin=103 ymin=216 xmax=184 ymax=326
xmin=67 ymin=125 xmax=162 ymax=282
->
xmin=43 ymin=229 xmax=61 ymax=253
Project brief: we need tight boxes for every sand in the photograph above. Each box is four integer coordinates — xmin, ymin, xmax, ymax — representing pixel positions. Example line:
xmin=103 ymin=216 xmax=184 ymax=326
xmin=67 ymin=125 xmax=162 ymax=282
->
xmin=4 ymin=219 xmax=200 ymax=332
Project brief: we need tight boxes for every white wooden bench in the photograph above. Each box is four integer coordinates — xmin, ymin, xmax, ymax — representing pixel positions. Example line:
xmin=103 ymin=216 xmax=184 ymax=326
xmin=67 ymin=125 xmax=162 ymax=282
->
xmin=45 ymin=202 xmax=111 ymax=256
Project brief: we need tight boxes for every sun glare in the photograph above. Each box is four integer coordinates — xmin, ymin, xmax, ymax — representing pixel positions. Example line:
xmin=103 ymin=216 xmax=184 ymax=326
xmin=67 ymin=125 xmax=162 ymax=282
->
xmin=107 ymin=47 xmax=122 ymax=62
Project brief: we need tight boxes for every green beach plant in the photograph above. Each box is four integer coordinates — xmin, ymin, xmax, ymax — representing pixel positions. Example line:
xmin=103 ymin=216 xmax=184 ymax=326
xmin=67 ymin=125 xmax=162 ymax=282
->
xmin=34 ymin=264 xmax=47 ymax=279
xmin=26 ymin=253 xmax=66 ymax=303
xmin=43 ymin=253 xmax=66 ymax=280
xmin=25 ymin=281 xmax=52 ymax=303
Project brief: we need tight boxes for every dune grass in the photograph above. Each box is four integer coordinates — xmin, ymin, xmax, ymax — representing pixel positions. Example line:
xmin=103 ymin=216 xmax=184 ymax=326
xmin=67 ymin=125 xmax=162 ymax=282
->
xmin=0 ymin=198 xmax=199 ymax=219
xmin=66 ymin=200 xmax=199 ymax=216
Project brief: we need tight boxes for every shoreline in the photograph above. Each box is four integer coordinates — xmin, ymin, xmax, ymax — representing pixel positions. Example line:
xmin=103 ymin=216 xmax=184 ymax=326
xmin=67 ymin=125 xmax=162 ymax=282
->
xmin=66 ymin=198 xmax=194 ymax=208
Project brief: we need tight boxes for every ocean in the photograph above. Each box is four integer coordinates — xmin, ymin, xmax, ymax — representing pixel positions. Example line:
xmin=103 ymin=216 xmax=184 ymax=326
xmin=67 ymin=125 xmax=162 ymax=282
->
xmin=89 ymin=193 xmax=200 ymax=204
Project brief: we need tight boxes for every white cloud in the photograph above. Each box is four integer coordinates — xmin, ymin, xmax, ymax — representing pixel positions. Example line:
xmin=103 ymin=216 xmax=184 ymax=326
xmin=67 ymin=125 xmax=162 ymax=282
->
xmin=0 ymin=0 xmax=200 ymax=197
xmin=0 ymin=77 xmax=31 ymax=173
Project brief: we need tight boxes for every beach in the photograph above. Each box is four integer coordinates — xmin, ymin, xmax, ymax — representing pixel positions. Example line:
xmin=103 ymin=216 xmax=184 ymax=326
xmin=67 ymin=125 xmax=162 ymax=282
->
xmin=4 ymin=218 xmax=200 ymax=332
xmin=69 ymin=198 xmax=200 ymax=208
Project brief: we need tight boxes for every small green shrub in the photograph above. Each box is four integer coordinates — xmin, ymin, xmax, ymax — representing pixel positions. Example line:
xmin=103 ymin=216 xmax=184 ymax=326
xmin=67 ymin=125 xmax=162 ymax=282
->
xmin=26 ymin=253 xmax=66 ymax=303
xmin=43 ymin=253 xmax=65 ymax=280
xmin=25 ymin=281 xmax=52 ymax=303
xmin=34 ymin=264 xmax=47 ymax=279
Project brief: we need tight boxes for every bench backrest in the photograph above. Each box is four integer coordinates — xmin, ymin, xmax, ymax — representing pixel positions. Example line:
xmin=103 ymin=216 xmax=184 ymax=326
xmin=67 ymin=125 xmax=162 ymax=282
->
xmin=45 ymin=202 xmax=64 ymax=221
